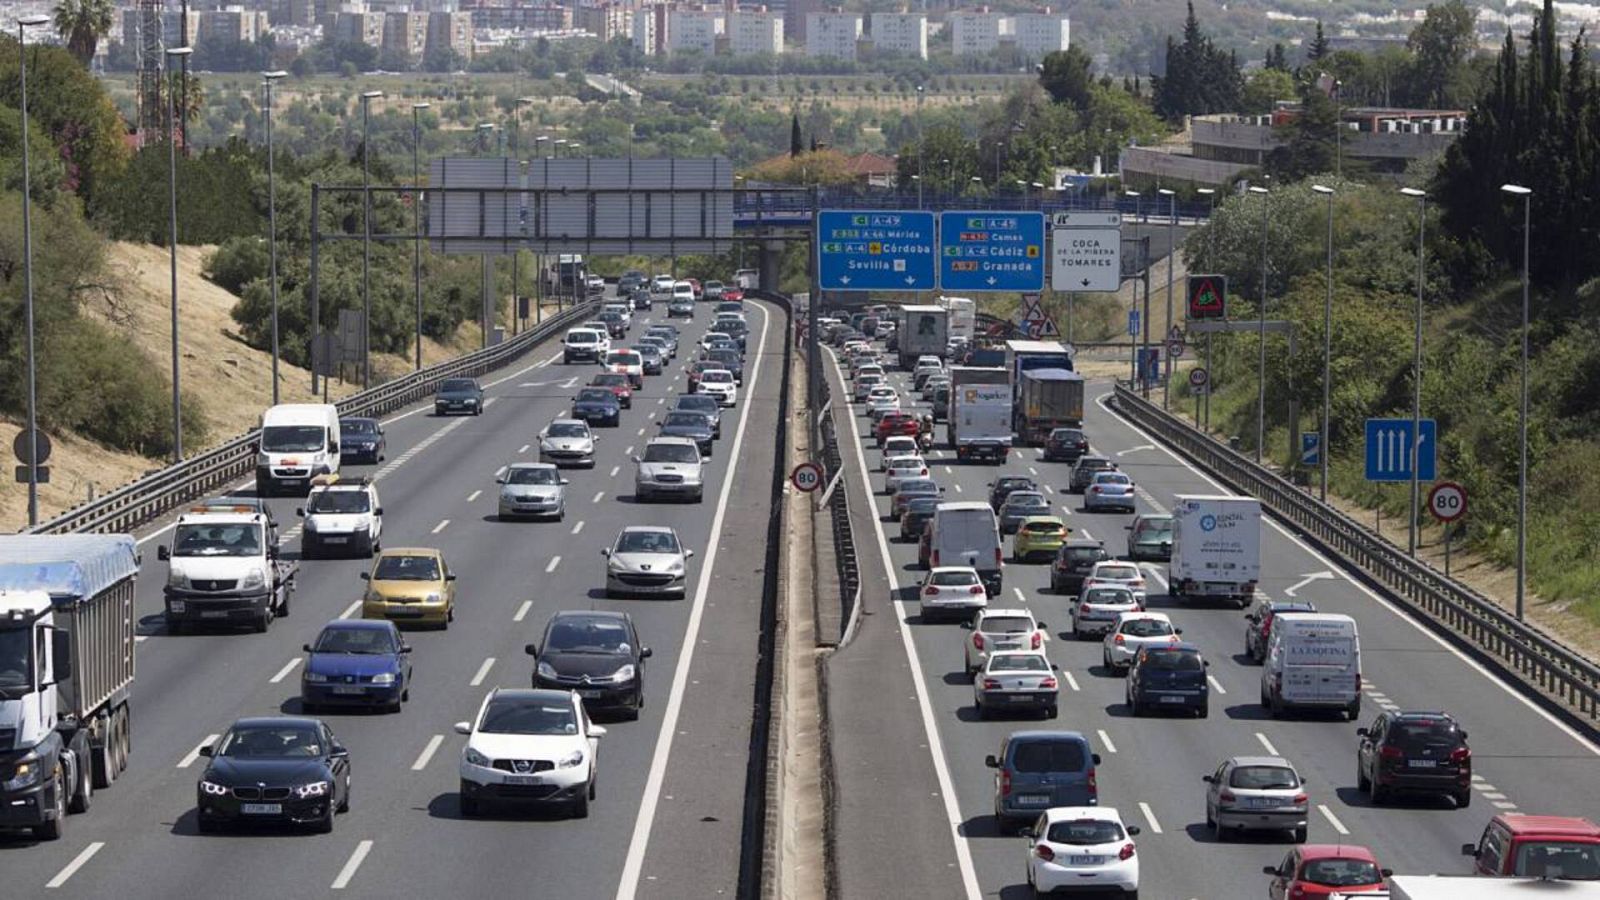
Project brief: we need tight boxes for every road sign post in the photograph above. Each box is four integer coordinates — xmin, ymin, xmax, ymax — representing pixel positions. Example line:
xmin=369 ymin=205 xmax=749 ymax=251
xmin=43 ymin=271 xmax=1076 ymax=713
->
xmin=1186 ymin=274 xmax=1227 ymax=320
xmin=1051 ymin=211 xmax=1122 ymax=293
xmin=817 ymin=210 xmax=936 ymax=291
xmin=1429 ymin=482 xmax=1467 ymax=575
xmin=1364 ymin=418 xmax=1437 ymax=482
xmin=1301 ymin=432 xmax=1320 ymax=466
xmin=939 ymin=211 xmax=1045 ymax=292
xmin=791 ymin=461 xmax=824 ymax=493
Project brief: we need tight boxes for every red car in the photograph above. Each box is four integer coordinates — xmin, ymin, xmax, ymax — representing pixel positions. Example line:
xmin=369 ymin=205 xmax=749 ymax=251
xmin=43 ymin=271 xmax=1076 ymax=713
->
xmin=876 ymin=411 xmax=921 ymax=446
xmin=685 ymin=361 xmax=706 ymax=393
xmin=590 ymin=372 xmax=633 ymax=408
xmin=687 ymin=278 xmax=703 ymax=300
xmin=721 ymin=285 xmax=744 ymax=302
xmin=917 ymin=525 xmax=933 ymax=569
xmin=1463 ymin=814 xmax=1600 ymax=877
xmin=1264 ymin=844 xmax=1390 ymax=899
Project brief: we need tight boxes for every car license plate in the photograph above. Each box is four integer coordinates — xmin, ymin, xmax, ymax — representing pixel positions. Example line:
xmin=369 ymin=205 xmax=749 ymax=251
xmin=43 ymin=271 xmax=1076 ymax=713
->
xmin=1007 ymin=694 xmax=1033 ymax=703
xmin=169 ymin=601 xmax=187 ymax=613
xmin=1015 ymin=795 xmax=1050 ymax=807
xmin=995 ymin=643 xmax=1021 ymax=652
xmin=241 ymin=803 xmax=282 ymax=815
xmin=1410 ymin=759 xmax=1439 ymax=768
xmin=1160 ymin=695 xmax=1187 ymax=703
xmin=1243 ymin=797 xmax=1280 ymax=809
xmin=201 ymin=611 xmax=230 ymax=619
xmin=324 ymin=536 xmax=347 ymax=544
xmin=1068 ymin=855 xmax=1101 ymax=866
xmin=578 ymin=690 xmax=604 ymax=699
xmin=332 ymin=686 xmax=365 ymax=695
xmin=504 ymin=775 xmax=542 ymax=786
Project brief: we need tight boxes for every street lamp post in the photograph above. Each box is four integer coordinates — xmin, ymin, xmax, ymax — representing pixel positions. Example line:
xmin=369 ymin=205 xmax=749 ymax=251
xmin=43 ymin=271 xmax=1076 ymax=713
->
xmin=1124 ymin=190 xmax=1144 ymax=389
xmin=412 ymin=102 xmax=430 ymax=371
xmin=477 ymin=124 xmax=496 ymax=346
xmin=17 ymin=14 xmax=50 ymax=525
xmin=359 ymin=90 xmax=384 ymax=389
xmin=916 ymin=85 xmax=924 ymax=207
xmin=166 ymin=46 xmax=193 ymax=463
xmin=1158 ymin=188 xmax=1176 ymax=408
xmin=1501 ymin=183 xmax=1532 ymax=620
xmin=1195 ymin=187 xmax=1216 ymax=432
xmin=1400 ymin=186 xmax=1427 ymax=556
xmin=1312 ymin=184 xmax=1335 ymax=501
xmin=263 ymin=70 xmax=287 ymax=405
xmin=1248 ymin=184 xmax=1270 ymax=463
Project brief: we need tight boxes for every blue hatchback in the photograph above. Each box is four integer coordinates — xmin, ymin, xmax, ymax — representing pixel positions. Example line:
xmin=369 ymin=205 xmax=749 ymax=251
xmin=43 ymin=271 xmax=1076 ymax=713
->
xmin=301 ymin=620 xmax=412 ymax=713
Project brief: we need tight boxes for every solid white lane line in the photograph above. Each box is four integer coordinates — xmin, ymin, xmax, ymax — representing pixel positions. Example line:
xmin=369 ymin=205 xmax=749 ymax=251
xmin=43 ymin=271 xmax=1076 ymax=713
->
xmin=518 ymin=444 xmax=530 ymax=453
xmin=514 ymin=600 xmax=532 ymax=622
xmin=1318 ymin=804 xmax=1350 ymax=835
xmin=546 ymin=556 xmax=561 ymax=573
xmin=469 ymin=657 xmax=496 ymax=687
xmin=617 ymin=301 xmax=776 ymax=900
xmin=1097 ymin=729 xmax=1118 ymax=754
xmin=1255 ymin=732 xmax=1280 ymax=756
xmin=1062 ymin=670 xmax=1080 ymax=692
xmin=572 ymin=520 xmax=585 ymax=535
xmin=609 ymin=466 xmax=620 ymax=478
xmin=411 ymin=735 xmax=444 ymax=771
xmin=178 ymin=734 xmax=220 ymax=768
xmin=269 ymin=658 xmax=302 ymax=684
xmin=593 ymin=491 xmax=605 ymax=503
xmin=432 ymin=519 xmax=450 ymax=534
xmin=1207 ymin=675 xmax=1228 ymax=695
xmin=331 ymin=840 xmax=375 ymax=890
xmin=339 ymin=600 xmax=361 ymax=619
xmin=467 ymin=490 xmax=482 ymax=503
xmin=1137 ymin=802 xmax=1164 ymax=835
xmin=45 ymin=841 xmax=105 ymax=888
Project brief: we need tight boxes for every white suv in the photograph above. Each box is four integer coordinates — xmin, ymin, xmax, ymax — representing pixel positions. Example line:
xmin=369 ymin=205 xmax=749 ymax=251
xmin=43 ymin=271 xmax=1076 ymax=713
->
xmin=672 ymin=281 xmax=695 ymax=303
xmin=651 ymin=274 xmax=675 ymax=296
xmin=298 ymin=475 xmax=382 ymax=559
xmin=455 ymin=689 xmax=606 ymax=818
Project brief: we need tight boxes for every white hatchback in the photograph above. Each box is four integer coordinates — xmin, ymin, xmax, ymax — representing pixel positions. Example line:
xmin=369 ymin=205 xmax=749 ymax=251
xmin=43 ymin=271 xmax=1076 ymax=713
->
xmin=698 ymin=369 xmax=738 ymax=406
xmin=1025 ymin=807 xmax=1141 ymax=896
xmin=918 ymin=566 xmax=988 ymax=622
xmin=1102 ymin=611 xmax=1182 ymax=671
xmin=881 ymin=435 xmax=920 ymax=467
xmin=883 ymin=455 xmax=929 ymax=493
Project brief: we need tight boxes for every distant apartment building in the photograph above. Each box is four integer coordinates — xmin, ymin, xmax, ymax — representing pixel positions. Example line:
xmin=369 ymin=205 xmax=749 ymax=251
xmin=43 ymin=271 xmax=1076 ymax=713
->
xmin=121 ymin=9 xmax=202 ymax=50
xmin=729 ymin=9 xmax=784 ymax=55
xmin=805 ymin=11 xmax=861 ymax=59
xmin=470 ymin=5 xmax=572 ymax=31
xmin=194 ymin=7 xmax=270 ymax=44
xmin=383 ymin=10 xmax=430 ymax=57
xmin=576 ymin=3 xmax=633 ymax=42
xmin=948 ymin=8 xmax=1008 ymax=56
xmin=870 ymin=12 xmax=927 ymax=59
xmin=427 ymin=10 xmax=474 ymax=57
xmin=1011 ymin=11 xmax=1068 ymax=61
xmin=632 ymin=4 xmax=668 ymax=55
xmin=667 ymin=8 xmax=722 ymax=54
xmin=324 ymin=10 xmax=386 ymax=46
xmin=785 ymin=0 xmax=825 ymax=41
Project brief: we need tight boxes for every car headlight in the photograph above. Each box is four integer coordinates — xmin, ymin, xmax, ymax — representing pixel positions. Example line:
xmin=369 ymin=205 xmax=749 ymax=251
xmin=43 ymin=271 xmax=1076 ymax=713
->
xmin=295 ymin=780 xmax=330 ymax=799
xmin=303 ymin=671 xmax=329 ymax=683
xmin=313 ymin=452 xmax=325 ymax=463
xmin=536 ymin=661 xmax=559 ymax=680
xmin=425 ymin=592 xmax=443 ymax=604
xmin=557 ymin=750 xmax=585 ymax=769
xmin=667 ymin=560 xmax=685 ymax=574
xmin=4 ymin=758 xmax=42 ymax=791
xmin=540 ymin=441 xmax=556 ymax=453
xmin=241 ymin=568 xmax=266 ymax=590
xmin=610 ymin=664 xmax=636 ymax=683
xmin=364 ymin=590 xmax=382 ymax=603
xmin=303 ymin=516 xmax=319 ymax=532
xmin=256 ymin=453 xmax=271 ymax=467
xmin=464 ymin=747 xmax=489 ymax=767
xmin=465 ymin=398 xmax=479 ymax=405
xmin=608 ymin=559 xmax=626 ymax=573
xmin=199 ymin=780 xmax=230 ymax=797
xmin=168 ymin=571 xmax=190 ymax=589
xmin=370 ymin=672 xmax=396 ymax=685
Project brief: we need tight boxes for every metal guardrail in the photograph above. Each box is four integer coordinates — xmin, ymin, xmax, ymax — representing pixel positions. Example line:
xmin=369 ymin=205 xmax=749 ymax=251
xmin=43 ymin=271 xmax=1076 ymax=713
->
xmin=31 ymin=303 xmax=598 ymax=537
xmin=1110 ymin=383 xmax=1600 ymax=726
xmin=813 ymin=365 xmax=862 ymax=647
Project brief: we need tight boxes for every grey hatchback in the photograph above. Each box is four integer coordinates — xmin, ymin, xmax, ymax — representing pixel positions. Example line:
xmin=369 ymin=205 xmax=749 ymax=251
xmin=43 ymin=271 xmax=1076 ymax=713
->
xmin=986 ymin=731 xmax=1101 ymax=830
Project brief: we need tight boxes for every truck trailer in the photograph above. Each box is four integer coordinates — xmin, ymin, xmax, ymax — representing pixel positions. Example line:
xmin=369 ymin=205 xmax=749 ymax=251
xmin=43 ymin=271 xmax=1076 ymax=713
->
xmin=898 ymin=305 xmax=949 ymax=368
xmin=1014 ymin=368 xmax=1086 ymax=445
xmin=947 ymin=366 xmax=1013 ymax=464
xmin=1169 ymin=494 xmax=1263 ymax=607
xmin=0 ymin=534 xmax=140 ymax=840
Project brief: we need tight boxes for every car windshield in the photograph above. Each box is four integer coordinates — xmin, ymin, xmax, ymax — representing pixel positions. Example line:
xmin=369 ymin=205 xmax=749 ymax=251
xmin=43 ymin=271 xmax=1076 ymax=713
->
xmin=261 ymin=425 xmax=326 ymax=453
xmin=617 ymin=531 xmax=680 ymax=554
xmin=1005 ymin=493 xmax=1048 ymax=509
xmin=479 ymin=698 xmax=579 ymax=736
xmin=506 ymin=467 xmax=560 ymax=486
xmin=1120 ymin=618 xmax=1173 ymax=637
xmin=340 ymin=420 xmax=376 ymax=436
xmin=1084 ymin=588 xmax=1135 ymax=605
xmin=1064 ymin=546 xmax=1104 ymax=562
xmin=1023 ymin=521 xmax=1061 ymax=533
xmin=981 ymin=616 xmax=1034 ymax=634
xmin=663 ymin=413 xmax=710 ymax=429
xmin=709 ymin=350 xmax=740 ymax=364
xmin=1511 ymin=842 xmax=1600 ymax=879
xmin=990 ymin=654 xmax=1049 ymax=672
xmin=594 ymin=374 xmax=628 ymax=387
xmin=1050 ymin=430 xmax=1084 ymax=442
xmin=888 ymin=457 xmax=923 ymax=470
xmin=441 ymin=379 xmax=476 ymax=392
xmin=216 ymin=724 xmax=322 ymax=758
xmin=1011 ymin=741 xmax=1087 ymax=773
xmin=172 ymin=523 xmax=262 ymax=557
xmin=1299 ymin=859 xmax=1383 ymax=887
xmin=930 ymin=570 xmax=979 ymax=586
xmin=1094 ymin=473 xmax=1131 ymax=486
xmin=1096 ymin=565 xmax=1140 ymax=581
xmin=546 ymin=618 xmax=631 ymax=654
xmin=1387 ymin=719 xmax=1463 ymax=751
xmin=577 ymin=389 xmax=614 ymax=403
xmin=547 ymin=422 xmax=588 ymax=438
xmin=721 ymin=321 xmax=748 ymax=335
xmin=907 ymin=498 xmax=940 ymax=513
xmin=0 ymin=628 xmax=33 ymax=689
xmin=568 ymin=332 xmax=597 ymax=344
xmin=313 ymin=627 xmax=396 ymax=655
xmin=373 ymin=555 xmax=441 ymax=581
xmin=703 ymin=371 xmax=733 ymax=384
xmin=677 ymin=397 xmax=717 ymax=413
xmin=1078 ymin=459 xmax=1111 ymax=471
xmin=308 ymin=490 xmax=371 ymax=514
xmin=1140 ymin=649 xmax=1202 ymax=671
xmin=900 ymin=481 xmax=938 ymax=495
xmin=1229 ymin=765 xmax=1300 ymax=790
xmin=606 ymin=352 xmax=641 ymax=366
xmin=1047 ymin=819 xmax=1124 ymax=845
xmin=644 ymin=443 xmax=700 ymax=463
xmin=1137 ymin=520 xmax=1173 ymax=537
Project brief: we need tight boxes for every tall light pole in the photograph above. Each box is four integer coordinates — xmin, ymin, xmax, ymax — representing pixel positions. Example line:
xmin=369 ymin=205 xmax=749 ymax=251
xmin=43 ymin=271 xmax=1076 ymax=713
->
xmin=553 ymin=138 xmax=567 ymax=158
xmin=1312 ymin=184 xmax=1335 ymax=501
xmin=359 ymin=89 xmax=384 ymax=389
xmin=1501 ymin=183 xmax=1532 ymax=620
xmin=1158 ymin=187 xmax=1176 ymax=408
xmin=166 ymin=46 xmax=193 ymax=463
xmin=1248 ymin=184 xmax=1270 ymax=462
xmin=262 ymin=70 xmax=287 ymax=404
xmin=17 ymin=14 xmax=50 ymax=526
xmin=477 ymin=123 xmax=496 ymax=347
xmin=1400 ymin=186 xmax=1426 ymax=556
xmin=1124 ymin=190 xmax=1143 ymax=388
xmin=1196 ymin=187 xmax=1217 ymax=432
xmin=916 ymin=84 xmax=924 ymax=206
xmin=412 ymin=102 xmax=430 ymax=371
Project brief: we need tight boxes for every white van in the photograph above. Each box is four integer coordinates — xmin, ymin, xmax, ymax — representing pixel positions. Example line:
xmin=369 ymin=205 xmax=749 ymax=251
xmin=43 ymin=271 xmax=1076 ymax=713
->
xmin=256 ymin=403 xmax=341 ymax=496
xmin=1260 ymin=612 xmax=1361 ymax=720
xmin=927 ymin=501 xmax=1004 ymax=596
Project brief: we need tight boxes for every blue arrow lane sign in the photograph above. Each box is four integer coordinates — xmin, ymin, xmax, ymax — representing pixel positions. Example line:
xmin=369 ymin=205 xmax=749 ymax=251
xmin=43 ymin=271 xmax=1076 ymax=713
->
xmin=817 ymin=210 xmax=937 ymax=291
xmin=938 ymin=211 xmax=1046 ymax=292
xmin=1364 ymin=418 xmax=1437 ymax=482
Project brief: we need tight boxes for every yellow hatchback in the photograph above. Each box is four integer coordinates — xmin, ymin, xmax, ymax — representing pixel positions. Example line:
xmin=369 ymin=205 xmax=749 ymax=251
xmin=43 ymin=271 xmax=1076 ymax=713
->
xmin=361 ymin=547 xmax=456 ymax=628
xmin=1012 ymin=516 xmax=1069 ymax=563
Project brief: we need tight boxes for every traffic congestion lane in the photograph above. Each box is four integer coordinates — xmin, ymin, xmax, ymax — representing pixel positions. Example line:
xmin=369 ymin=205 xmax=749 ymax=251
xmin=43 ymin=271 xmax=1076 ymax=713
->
xmin=15 ymin=302 xmax=779 ymax=899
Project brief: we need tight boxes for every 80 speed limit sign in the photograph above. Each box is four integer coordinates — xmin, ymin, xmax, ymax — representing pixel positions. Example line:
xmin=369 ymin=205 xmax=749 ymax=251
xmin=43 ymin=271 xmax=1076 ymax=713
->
xmin=791 ymin=461 xmax=824 ymax=493
xmin=1427 ymin=482 xmax=1467 ymax=522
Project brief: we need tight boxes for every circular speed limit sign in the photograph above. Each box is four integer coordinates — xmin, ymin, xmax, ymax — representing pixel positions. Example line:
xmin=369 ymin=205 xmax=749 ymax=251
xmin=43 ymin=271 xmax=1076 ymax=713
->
xmin=1427 ymin=482 xmax=1467 ymax=522
xmin=791 ymin=461 xmax=824 ymax=493
xmin=1188 ymin=368 xmax=1209 ymax=388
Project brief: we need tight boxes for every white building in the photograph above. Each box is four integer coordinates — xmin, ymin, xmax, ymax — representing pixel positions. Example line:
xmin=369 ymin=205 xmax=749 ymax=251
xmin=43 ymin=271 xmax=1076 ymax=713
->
xmin=1011 ymin=12 xmax=1069 ymax=61
xmin=631 ymin=7 xmax=660 ymax=55
xmin=730 ymin=10 xmax=784 ymax=56
xmin=667 ymin=8 xmax=721 ymax=55
xmin=805 ymin=11 xmax=861 ymax=59
xmin=870 ymin=12 xmax=927 ymax=59
xmin=948 ymin=9 xmax=1008 ymax=56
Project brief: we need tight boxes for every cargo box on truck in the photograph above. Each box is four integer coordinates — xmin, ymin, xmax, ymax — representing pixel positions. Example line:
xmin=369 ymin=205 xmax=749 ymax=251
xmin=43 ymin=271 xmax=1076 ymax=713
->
xmin=946 ymin=366 xmax=1012 ymax=464
xmin=898 ymin=305 xmax=949 ymax=368
xmin=1014 ymin=368 xmax=1085 ymax=445
xmin=1169 ymin=494 xmax=1262 ymax=607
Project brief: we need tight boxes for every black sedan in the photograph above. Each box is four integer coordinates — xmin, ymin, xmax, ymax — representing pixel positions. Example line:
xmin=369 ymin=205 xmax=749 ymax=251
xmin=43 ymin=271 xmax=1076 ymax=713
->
xmin=630 ymin=289 xmax=653 ymax=310
xmin=527 ymin=610 xmax=652 ymax=720
xmin=987 ymin=476 xmax=1038 ymax=512
xmin=338 ymin=417 xmax=385 ymax=464
xmin=658 ymin=411 xmax=715 ymax=455
xmin=435 ymin=378 xmax=484 ymax=416
xmin=673 ymin=395 xmax=723 ymax=438
xmin=196 ymin=717 xmax=351 ymax=833
xmin=571 ymin=387 xmax=622 ymax=427
xmin=1042 ymin=427 xmax=1089 ymax=463
xmin=704 ymin=348 xmax=744 ymax=383
xmin=1068 ymin=455 xmax=1118 ymax=493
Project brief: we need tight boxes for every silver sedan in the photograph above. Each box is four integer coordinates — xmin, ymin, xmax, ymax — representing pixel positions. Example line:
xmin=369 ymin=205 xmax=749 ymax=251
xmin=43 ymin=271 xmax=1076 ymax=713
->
xmin=602 ymin=526 xmax=694 ymax=598
xmin=496 ymin=463 xmax=569 ymax=520
xmin=973 ymin=651 xmax=1059 ymax=719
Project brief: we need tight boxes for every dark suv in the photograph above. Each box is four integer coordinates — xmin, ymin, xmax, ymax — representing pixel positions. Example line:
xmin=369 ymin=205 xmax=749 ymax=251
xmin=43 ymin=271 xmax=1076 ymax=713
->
xmin=986 ymin=731 xmax=1101 ymax=830
xmin=1042 ymin=428 xmax=1089 ymax=463
xmin=1050 ymin=540 xmax=1112 ymax=595
xmin=988 ymin=476 xmax=1038 ymax=512
xmin=1357 ymin=711 xmax=1472 ymax=807
xmin=1068 ymin=456 xmax=1117 ymax=493
xmin=1127 ymin=643 xmax=1210 ymax=717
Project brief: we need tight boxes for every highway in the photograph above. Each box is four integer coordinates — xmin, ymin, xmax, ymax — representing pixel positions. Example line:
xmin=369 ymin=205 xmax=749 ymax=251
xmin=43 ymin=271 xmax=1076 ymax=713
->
xmin=2 ymin=298 xmax=788 ymax=900
xmin=823 ymin=346 xmax=1600 ymax=899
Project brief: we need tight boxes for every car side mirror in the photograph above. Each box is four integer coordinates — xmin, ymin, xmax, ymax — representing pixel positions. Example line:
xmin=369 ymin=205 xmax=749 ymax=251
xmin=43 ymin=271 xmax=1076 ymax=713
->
xmin=641 ymin=647 xmax=652 ymax=659
xmin=330 ymin=744 xmax=349 ymax=758
xmin=1202 ymin=774 xmax=1214 ymax=783
xmin=984 ymin=754 xmax=999 ymax=769
xmin=303 ymin=643 xmax=314 ymax=652
xmin=560 ymin=478 xmax=570 ymax=485
xmin=1035 ymin=621 xmax=1047 ymax=631
xmin=525 ymin=643 xmax=539 ymax=656
xmin=375 ymin=507 xmax=384 ymax=516
xmin=589 ymin=725 xmax=607 ymax=738
xmin=539 ymin=432 xmax=548 ymax=439
xmin=199 ymin=745 xmax=214 ymax=758
xmin=453 ymin=722 xmax=472 ymax=736
xmin=632 ymin=456 xmax=642 ymax=464
xmin=1356 ymin=727 xmax=1369 ymax=737
xmin=1262 ymin=866 xmax=1279 ymax=875
xmin=600 ymin=548 xmax=611 ymax=557
xmin=1091 ymin=754 xmax=1101 ymax=766
xmin=1202 ymin=660 xmax=1210 ymax=667
xmin=1459 ymin=731 xmax=1468 ymax=740
xmin=1124 ymin=525 xmax=1132 ymax=530
xmin=359 ymin=572 xmax=371 ymax=581
xmin=250 ymin=441 xmax=259 ymax=452
xmin=1461 ymin=843 xmax=1477 ymax=857
xmin=961 ymin=620 xmax=972 ymax=630
xmin=1175 ymin=628 xmax=1184 ymax=635
xmin=157 ymin=545 xmax=171 ymax=561
xmin=684 ymin=549 xmax=695 ymax=558
xmin=496 ymin=477 xmax=505 ymax=484
xmin=296 ymin=507 xmax=306 ymax=517
xmin=329 ymin=443 xmax=340 ymax=455
xmin=701 ymin=457 xmax=712 ymax=464
xmin=445 ymin=573 xmax=457 ymax=582
xmin=399 ymin=644 xmax=411 ymax=654
xmin=1381 ymin=868 xmax=1394 ymax=877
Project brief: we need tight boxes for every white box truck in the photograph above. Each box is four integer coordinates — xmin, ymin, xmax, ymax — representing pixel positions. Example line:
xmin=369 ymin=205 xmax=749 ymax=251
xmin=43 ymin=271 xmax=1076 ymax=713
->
xmin=1342 ymin=875 xmax=1600 ymax=900
xmin=1260 ymin=612 xmax=1362 ymax=720
xmin=898 ymin=305 xmax=949 ymax=368
xmin=947 ymin=366 xmax=1012 ymax=464
xmin=1169 ymin=494 xmax=1262 ymax=607
xmin=0 ymin=535 xmax=140 ymax=840
xmin=939 ymin=296 xmax=976 ymax=343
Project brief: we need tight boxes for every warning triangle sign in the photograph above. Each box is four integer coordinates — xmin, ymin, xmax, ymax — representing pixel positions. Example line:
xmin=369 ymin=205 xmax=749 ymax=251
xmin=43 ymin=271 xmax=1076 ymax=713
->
xmin=1016 ymin=294 xmax=1060 ymax=339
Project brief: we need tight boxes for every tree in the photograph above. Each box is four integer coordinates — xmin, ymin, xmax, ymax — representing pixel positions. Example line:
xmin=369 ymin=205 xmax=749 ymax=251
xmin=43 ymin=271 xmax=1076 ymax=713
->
xmin=1241 ymin=68 xmax=1296 ymax=115
xmin=1150 ymin=2 xmax=1242 ymax=122
xmin=1266 ymin=84 xmax=1339 ymax=180
xmin=1266 ymin=43 xmax=1290 ymax=72
xmin=52 ymin=0 xmax=114 ymax=68
xmin=1307 ymin=21 xmax=1330 ymax=63
xmin=0 ymin=37 xmax=130 ymax=203
xmin=1407 ymin=0 xmax=1478 ymax=108
xmin=1038 ymin=46 xmax=1095 ymax=114
xmin=789 ymin=113 xmax=802 ymax=157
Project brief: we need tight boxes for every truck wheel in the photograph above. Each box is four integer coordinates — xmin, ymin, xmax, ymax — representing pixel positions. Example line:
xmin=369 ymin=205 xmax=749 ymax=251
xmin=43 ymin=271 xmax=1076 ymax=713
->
xmin=278 ymin=591 xmax=291 ymax=619
xmin=69 ymin=755 xmax=92 ymax=814
xmin=35 ymin=769 xmax=66 ymax=840
xmin=91 ymin=735 xmax=116 ymax=790
xmin=254 ymin=609 xmax=272 ymax=633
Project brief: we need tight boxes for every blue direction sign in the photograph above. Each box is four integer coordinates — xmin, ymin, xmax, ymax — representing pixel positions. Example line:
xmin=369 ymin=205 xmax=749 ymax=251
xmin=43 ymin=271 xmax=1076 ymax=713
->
xmin=939 ymin=211 xmax=1046 ymax=292
xmin=1301 ymin=432 xmax=1320 ymax=466
xmin=1127 ymin=310 xmax=1140 ymax=337
xmin=817 ymin=210 xmax=936 ymax=291
xmin=1364 ymin=418 xmax=1437 ymax=482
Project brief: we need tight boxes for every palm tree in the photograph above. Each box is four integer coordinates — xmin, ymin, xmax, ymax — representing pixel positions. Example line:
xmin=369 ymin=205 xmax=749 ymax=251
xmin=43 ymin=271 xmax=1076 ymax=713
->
xmin=54 ymin=0 xmax=115 ymax=67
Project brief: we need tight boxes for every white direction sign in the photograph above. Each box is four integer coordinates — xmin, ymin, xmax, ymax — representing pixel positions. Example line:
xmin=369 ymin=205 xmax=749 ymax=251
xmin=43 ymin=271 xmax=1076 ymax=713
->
xmin=1052 ymin=213 xmax=1122 ymax=292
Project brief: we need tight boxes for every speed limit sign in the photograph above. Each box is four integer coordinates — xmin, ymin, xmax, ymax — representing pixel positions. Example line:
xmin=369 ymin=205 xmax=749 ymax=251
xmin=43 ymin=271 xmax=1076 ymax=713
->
xmin=791 ymin=461 xmax=824 ymax=493
xmin=1427 ymin=482 xmax=1467 ymax=522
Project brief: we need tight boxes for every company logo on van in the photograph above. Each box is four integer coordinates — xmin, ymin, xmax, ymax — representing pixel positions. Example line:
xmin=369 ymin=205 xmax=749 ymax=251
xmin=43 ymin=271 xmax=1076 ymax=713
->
xmin=1200 ymin=514 xmax=1217 ymax=532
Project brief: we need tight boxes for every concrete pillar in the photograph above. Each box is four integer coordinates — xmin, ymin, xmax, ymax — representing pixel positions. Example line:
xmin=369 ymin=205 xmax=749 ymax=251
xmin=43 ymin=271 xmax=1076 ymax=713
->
xmin=760 ymin=241 xmax=784 ymax=294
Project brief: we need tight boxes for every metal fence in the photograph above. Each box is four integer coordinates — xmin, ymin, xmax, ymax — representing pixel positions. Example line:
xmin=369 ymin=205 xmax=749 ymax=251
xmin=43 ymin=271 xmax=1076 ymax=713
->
xmin=1110 ymin=383 xmax=1600 ymax=726
xmin=813 ymin=365 xmax=862 ymax=648
xmin=30 ymin=303 xmax=598 ymax=537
